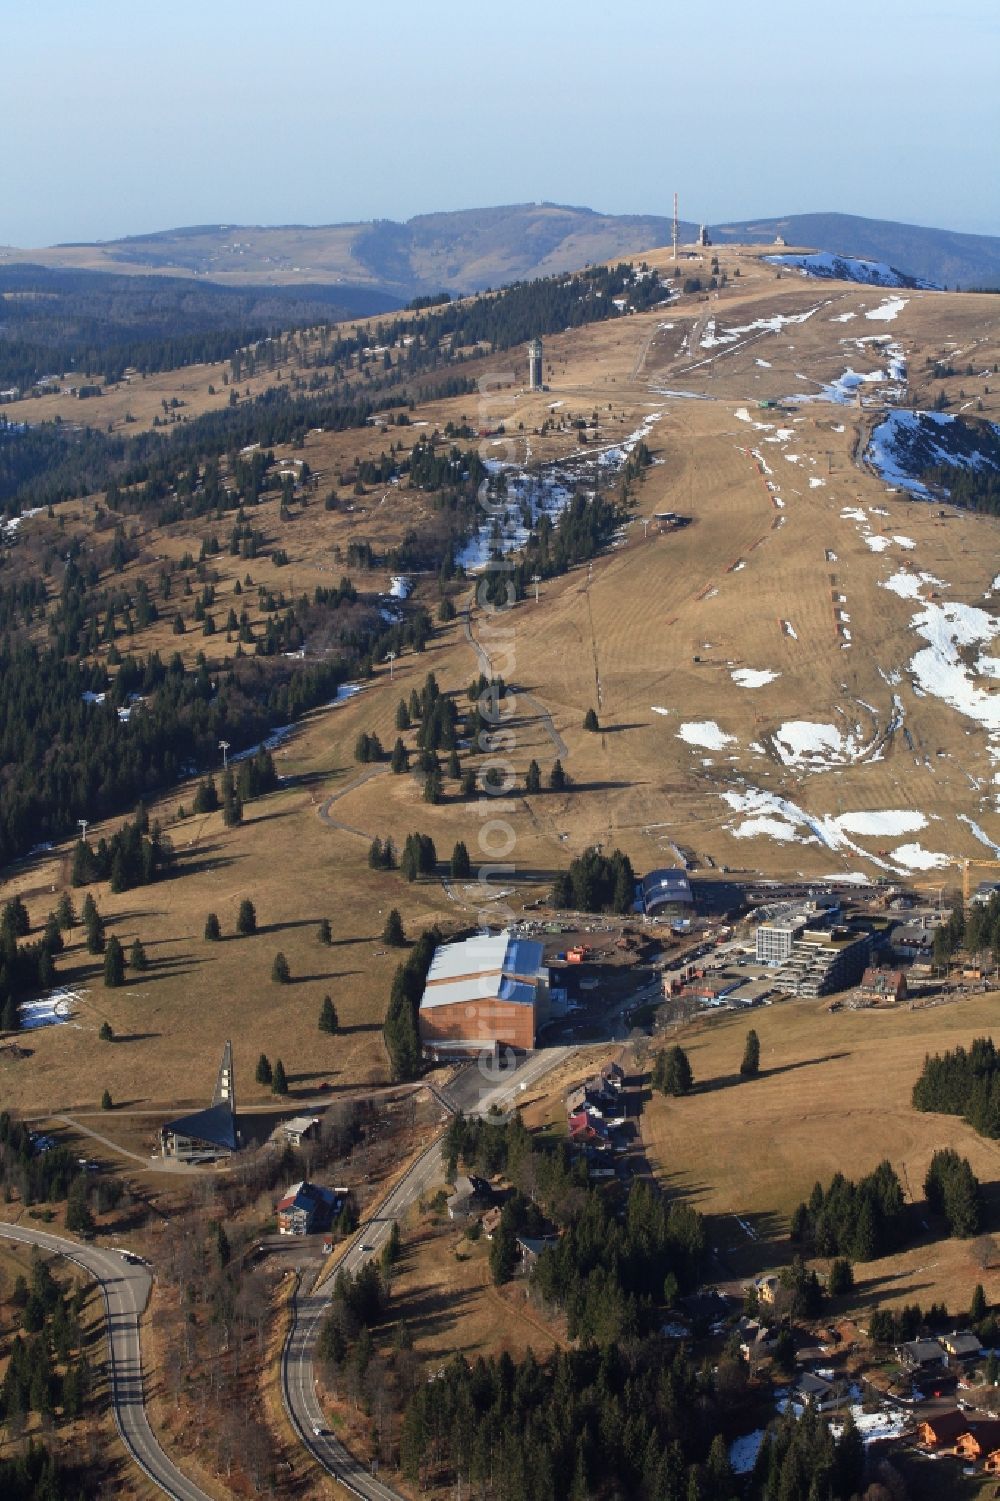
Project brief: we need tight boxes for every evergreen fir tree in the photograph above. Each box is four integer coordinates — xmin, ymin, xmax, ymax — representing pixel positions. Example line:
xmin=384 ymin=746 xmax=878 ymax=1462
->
xmin=128 ymin=938 xmax=148 ymax=971
xmin=583 ymin=707 xmax=600 ymax=732
xmin=271 ymin=951 xmax=291 ymax=984
xmin=66 ymin=1176 xmax=95 ymax=1235
xmin=272 ymin=1058 xmax=289 ymax=1095
xmin=42 ymin=913 xmax=64 ymax=955
xmin=318 ymin=917 xmax=333 ymax=945
xmin=319 ymin=996 xmax=339 ymax=1034
xmin=656 ymin=1044 xmax=694 ymax=1096
xmin=103 ymin=935 xmax=126 ymax=988
xmin=383 ymin=909 xmax=406 ymax=947
xmin=740 ymin=1028 xmax=761 ymax=1077
xmin=204 ymin=912 xmax=222 ymax=941
xmin=450 ymin=841 xmax=472 ymax=879
xmin=828 ymin=1257 xmax=854 ymax=1296
xmin=236 ymin=898 xmax=257 ymax=935
xmin=85 ymin=906 xmax=106 ymax=956
xmin=390 ymin=737 xmax=409 ymax=773
xmin=255 ymin=1052 xmax=272 ymax=1086
xmin=423 ymin=770 xmax=442 ymax=803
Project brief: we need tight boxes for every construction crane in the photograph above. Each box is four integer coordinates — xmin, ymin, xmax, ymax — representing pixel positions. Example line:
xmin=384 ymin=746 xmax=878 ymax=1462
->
xmin=961 ymin=857 xmax=1000 ymax=905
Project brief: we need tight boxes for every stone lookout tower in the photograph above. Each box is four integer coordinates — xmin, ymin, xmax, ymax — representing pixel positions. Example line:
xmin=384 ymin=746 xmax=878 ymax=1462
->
xmin=527 ymin=337 xmax=543 ymax=391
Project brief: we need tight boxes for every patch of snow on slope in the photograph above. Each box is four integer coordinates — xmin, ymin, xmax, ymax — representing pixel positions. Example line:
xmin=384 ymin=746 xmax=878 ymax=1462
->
xmin=890 ymin=842 xmax=951 ymax=870
xmin=700 ymin=304 xmax=824 ymax=348
xmin=909 ymin=600 xmax=1000 ymax=736
xmin=882 ymin=571 xmax=924 ymax=599
xmin=677 ymin=721 xmax=735 ymax=750
xmin=733 ymin=816 xmax=805 ymax=842
xmin=21 ymin=990 xmax=81 ymax=1029
xmin=829 ymin=1404 xmax=911 ymax=1445
xmin=651 ymin=706 xmax=670 ymax=717
xmin=731 ymin=668 xmax=780 ymax=688
xmin=456 ymin=412 xmax=662 ymax=571
xmin=730 ymin=1432 xmax=766 ymax=1476
xmin=763 ymin=251 xmax=935 ymax=289
xmin=866 ymin=409 xmax=1000 ymax=500
xmin=772 ymin=720 xmax=878 ymax=768
xmin=866 ymin=296 xmax=908 ymax=322
xmin=735 ymin=407 xmax=773 ymax=430
xmin=959 ymin=814 xmax=1000 ymax=853
xmin=720 ymin=788 xmax=892 ymax=868
xmin=835 ymin=810 xmax=926 ymax=836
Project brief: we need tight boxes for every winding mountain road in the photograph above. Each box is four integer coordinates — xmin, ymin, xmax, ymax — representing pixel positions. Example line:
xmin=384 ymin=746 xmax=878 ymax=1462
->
xmin=0 ymin=1222 xmax=213 ymax=1501
xmin=280 ymin=1046 xmax=578 ymax=1497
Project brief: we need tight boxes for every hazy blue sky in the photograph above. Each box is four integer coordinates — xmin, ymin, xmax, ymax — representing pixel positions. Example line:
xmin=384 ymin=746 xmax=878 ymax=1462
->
xmin=5 ymin=0 xmax=999 ymax=245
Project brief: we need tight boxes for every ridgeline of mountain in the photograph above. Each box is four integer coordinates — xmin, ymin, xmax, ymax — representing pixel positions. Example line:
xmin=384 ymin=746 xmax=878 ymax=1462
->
xmin=4 ymin=203 xmax=999 ymax=298
xmin=710 ymin=211 xmax=1000 ymax=291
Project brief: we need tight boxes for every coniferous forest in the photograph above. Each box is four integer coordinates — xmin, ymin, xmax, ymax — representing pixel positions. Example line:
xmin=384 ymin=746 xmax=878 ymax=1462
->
xmin=912 ymin=1035 xmax=1000 ymax=1138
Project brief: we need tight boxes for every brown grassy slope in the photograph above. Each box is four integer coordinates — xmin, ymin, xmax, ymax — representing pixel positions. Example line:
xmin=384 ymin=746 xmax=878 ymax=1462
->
xmin=1 ymin=249 xmax=999 ymax=1117
xmin=641 ymin=992 xmax=1000 ymax=1305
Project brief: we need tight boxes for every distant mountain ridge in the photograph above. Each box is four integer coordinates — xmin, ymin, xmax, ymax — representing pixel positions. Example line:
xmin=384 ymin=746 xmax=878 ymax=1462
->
xmin=710 ymin=211 xmax=1000 ymax=291
xmin=5 ymin=203 xmax=999 ymax=296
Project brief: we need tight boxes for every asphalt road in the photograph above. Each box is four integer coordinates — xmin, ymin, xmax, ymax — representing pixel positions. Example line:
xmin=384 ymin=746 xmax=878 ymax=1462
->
xmin=0 ymin=1223 xmax=213 ymax=1501
xmin=281 ymin=1045 xmax=579 ymax=1498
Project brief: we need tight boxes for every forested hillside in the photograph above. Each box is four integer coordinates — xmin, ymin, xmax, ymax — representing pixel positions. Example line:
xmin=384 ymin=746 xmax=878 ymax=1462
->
xmin=0 ymin=266 xmax=399 ymax=388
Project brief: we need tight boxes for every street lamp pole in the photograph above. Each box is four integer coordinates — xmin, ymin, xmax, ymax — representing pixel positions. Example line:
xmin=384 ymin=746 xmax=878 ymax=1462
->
xmin=78 ymin=818 xmax=88 ymax=845
xmin=387 ymin=651 xmax=397 ymax=681
xmin=219 ymin=740 xmax=230 ymax=771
